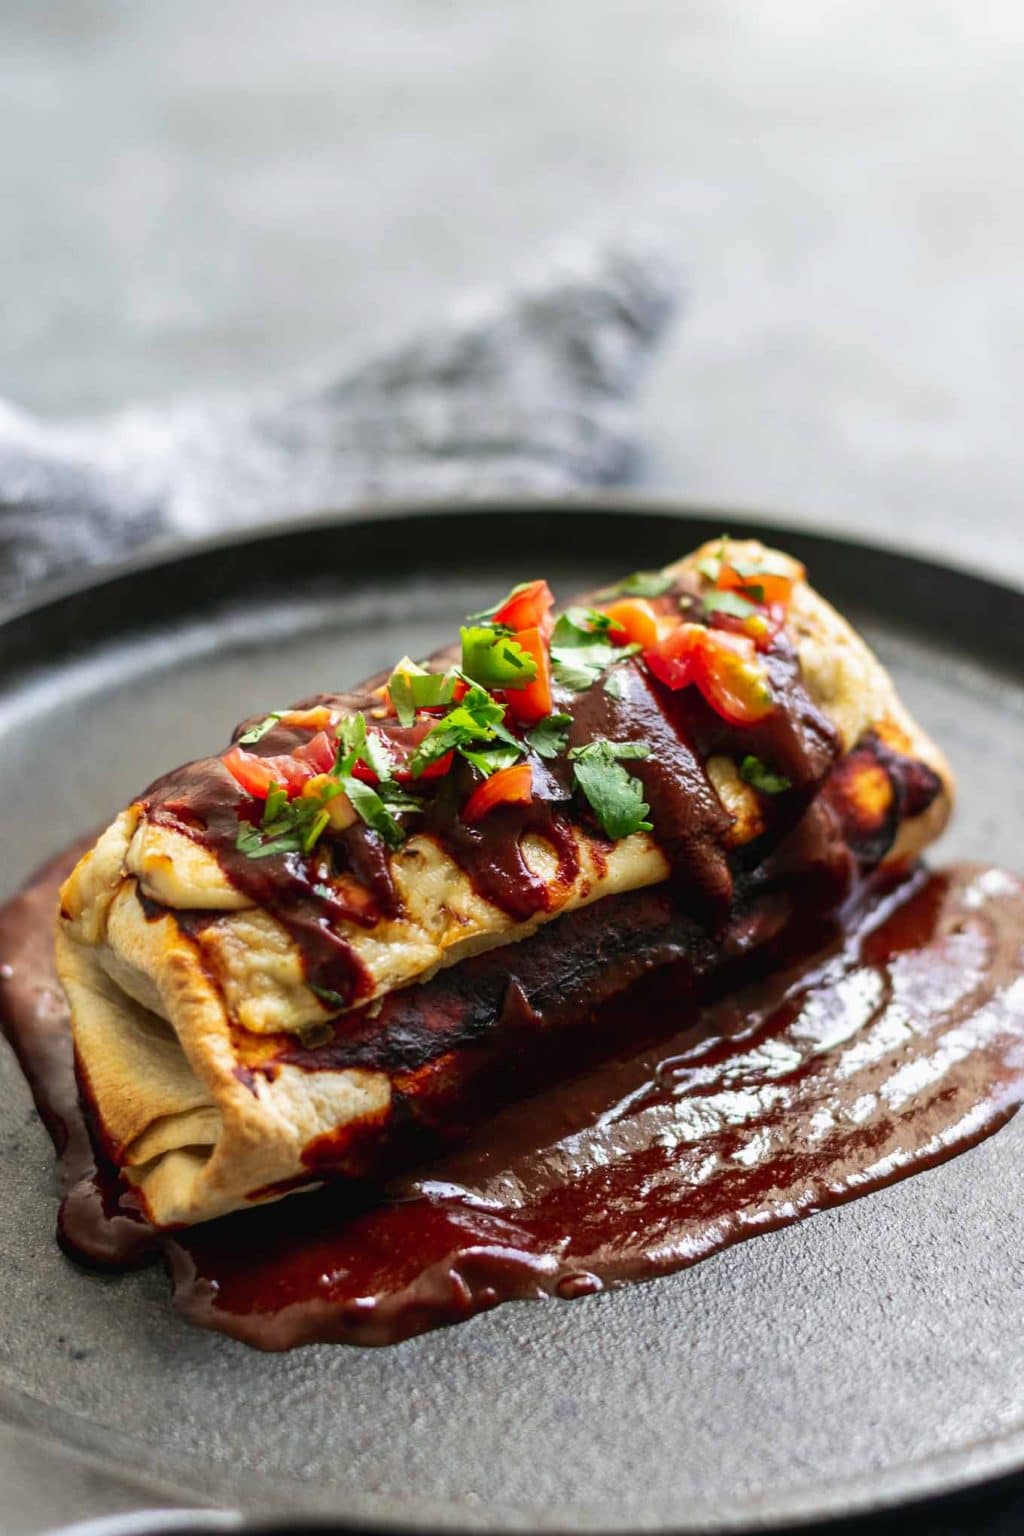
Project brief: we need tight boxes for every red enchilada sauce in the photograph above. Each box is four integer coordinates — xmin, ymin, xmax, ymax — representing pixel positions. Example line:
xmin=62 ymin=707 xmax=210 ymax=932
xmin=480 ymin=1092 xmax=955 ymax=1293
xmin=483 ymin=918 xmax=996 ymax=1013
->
xmin=2 ymin=848 xmax=1024 ymax=1350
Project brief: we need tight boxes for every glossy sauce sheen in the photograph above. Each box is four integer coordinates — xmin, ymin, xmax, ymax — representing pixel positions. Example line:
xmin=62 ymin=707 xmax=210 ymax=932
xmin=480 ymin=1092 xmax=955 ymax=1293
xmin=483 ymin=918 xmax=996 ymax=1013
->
xmin=3 ymin=850 xmax=1024 ymax=1349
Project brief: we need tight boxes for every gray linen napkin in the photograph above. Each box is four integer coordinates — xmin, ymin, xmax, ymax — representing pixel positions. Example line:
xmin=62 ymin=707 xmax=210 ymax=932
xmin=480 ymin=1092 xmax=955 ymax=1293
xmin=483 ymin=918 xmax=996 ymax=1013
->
xmin=0 ymin=243 xmax=677 ymax=606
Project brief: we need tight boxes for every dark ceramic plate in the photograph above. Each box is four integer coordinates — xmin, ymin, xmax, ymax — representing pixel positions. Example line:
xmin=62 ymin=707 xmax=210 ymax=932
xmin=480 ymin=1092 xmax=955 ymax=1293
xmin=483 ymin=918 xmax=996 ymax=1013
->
xmin=2 ymin=501 xmax=1023 ymax=1536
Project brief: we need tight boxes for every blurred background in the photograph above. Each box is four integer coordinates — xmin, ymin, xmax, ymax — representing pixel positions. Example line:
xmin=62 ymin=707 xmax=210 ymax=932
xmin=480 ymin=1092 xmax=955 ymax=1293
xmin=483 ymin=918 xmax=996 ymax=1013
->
xmin=1 ymin=0 xmax=1021 ymax=582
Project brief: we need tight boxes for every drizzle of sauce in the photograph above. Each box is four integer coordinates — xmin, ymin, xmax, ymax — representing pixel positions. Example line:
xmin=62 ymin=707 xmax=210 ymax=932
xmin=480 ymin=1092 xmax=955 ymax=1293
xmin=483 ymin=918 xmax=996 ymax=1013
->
xmin=138 ymin=584 xmax=841 ymax=1007
xmin=3 ymin=847 xmax=1024 ymax=1350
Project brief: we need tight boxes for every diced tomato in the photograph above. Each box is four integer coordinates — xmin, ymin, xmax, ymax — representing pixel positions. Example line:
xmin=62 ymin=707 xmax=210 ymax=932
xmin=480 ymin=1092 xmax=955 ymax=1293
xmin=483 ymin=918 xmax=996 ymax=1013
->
xmin=717 ymin=561 xmax=800 ymax=609
xmin=690 ymin=629 xmax=775 ymax=725
xmin=222 ymin=745 xmax=314 ymax=799
xmin=598 ymin=598 xmax=679 ymax=649
xmin=410 ymin=752 xmax=455 ymax=781
xmin=292 ymin=730 xmax=338 ymax=775
xmin=643 ymin=622 xmax=704 ymax=691
xmin=503 ymin=625 xmax=552 ymax=725
xmin=349 ymin=759 xmax=380 ymax=785
xmin=462 ymin=762 xmax=534 ymax=822
xmin=493 ymin=579 xmax=555 ymax=638
xmin=644 ymin=624 xmax=775 ymax=725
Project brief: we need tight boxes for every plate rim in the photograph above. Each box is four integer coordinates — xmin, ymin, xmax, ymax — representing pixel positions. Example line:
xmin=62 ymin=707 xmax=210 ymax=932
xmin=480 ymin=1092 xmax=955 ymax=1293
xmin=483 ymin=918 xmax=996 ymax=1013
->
xmin=3 ymin=494 xmax=1024 ymax=1536
xmin=2 ymin=490 xmax=1021 ymax=632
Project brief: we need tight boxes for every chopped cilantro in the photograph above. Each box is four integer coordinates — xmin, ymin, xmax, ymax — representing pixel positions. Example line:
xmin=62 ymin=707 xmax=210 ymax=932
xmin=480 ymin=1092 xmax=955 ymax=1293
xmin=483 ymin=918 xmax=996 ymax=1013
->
xmin=597 ymin=570 xmax=673 ymax=600
xmin=702 ymin=589 xmax=760 ymax=621
xmin=264 ymin=783 xmax=288 ymax=823
xmin=235 ymin=775 xmax=344 ymax=860
xmin=603 ymin=669 xmax=628 ymax=701
xmin=570 ymin=740 xmax=652 ymax=840
xmin=237 ymin=709 xmax=422 ymax=860
xmin=337 ymin=711 xmax=394 ymax=780
xmin=555 ymin=607 xmax=623 ymax=643
xmin=549 ymin=609 xmax=638 ymax=693
xmin=237 ymin=712 xmax=284 ymax=745
xmin=376 ymin=781 xmax=424 ymax=812
xmin=309 ymin=983 xmax=346 ymax=1011
xmin=740 ymin=755 xmax=792 ymax=795
xmin=460 ymin=626 xmax=538 ymax=691
xmin=406 ymin=684 xmax=508 ymax=778
xmin=342 ymin=775 xmax=406 ymax=848
xmin=568 ymin=740 xmax=651 ymax=763
xmin=525 ymin=712 xmax=572 ymax=759
xmin=459 ymin=743 xmax=523 ymax=777
xmin=695 ymin=534 xmax=731 ymax=583
xmin=388 ymin=659 xmax=458 ymax=727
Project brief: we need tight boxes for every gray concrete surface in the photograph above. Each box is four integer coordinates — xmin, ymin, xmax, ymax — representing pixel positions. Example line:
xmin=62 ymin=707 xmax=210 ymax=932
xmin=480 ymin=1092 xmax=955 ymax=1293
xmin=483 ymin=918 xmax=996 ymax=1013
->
xmin=1 ymin=1 xmax=1021 ymax=579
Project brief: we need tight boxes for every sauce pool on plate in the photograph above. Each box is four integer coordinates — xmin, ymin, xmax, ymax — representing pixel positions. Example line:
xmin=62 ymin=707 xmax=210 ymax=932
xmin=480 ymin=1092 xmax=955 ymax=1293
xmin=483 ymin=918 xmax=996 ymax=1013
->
xmin=2 ymin=845 xmax=1024 ymax=1350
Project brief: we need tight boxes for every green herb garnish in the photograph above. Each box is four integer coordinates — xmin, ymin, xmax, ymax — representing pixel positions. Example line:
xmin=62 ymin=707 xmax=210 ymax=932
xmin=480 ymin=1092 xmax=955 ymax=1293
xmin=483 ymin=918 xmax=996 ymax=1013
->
xmin=406 ymin=684 xmax=510 ymax=778
xmin=702 ymin=589 xmax=760 ymax=621
xmin=597 ymin=570 xmax=673 ymax=600
xmin=236 ymin=708 xmax=421 ymax=860
xmin=460 ymin=626 xmax=538 ymax=692
xmin=387 ymin=659 xmax=459 ymax=728
xmin=525 ymin=712 xmax=572 ymax=759
xmin=336 ymin=711 xmax=394 ymax=780
xmin=341 ymin=775 xmax=406 ymax=848
xmin=237 ymin=712 xmax=284 ymax=745
xmin=549 ymin=609 xmax=638 ymax=693
xmin=739 ymin=755 xmax=792 ymax=795
xmin=569 ymin=740 xmax=653 ymax=840
xmin=459 ymin=743 xmax=524 ymax=777
xmin=235 ymin=776 xmax=346 ymax=860
xmin=309 ymin=984 xmax=346 ymax=1010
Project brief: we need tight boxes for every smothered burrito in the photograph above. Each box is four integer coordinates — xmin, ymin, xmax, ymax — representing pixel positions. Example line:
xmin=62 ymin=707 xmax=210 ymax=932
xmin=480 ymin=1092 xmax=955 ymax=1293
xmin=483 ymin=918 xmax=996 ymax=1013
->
xmin=57 ymin=540 xmax=953 ymax=1228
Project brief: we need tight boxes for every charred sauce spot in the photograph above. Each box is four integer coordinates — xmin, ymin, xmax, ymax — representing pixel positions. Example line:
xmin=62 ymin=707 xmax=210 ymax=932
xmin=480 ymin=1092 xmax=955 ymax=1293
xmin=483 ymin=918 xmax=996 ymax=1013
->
xmin=825 ymin=730 xmax=942 ymax=866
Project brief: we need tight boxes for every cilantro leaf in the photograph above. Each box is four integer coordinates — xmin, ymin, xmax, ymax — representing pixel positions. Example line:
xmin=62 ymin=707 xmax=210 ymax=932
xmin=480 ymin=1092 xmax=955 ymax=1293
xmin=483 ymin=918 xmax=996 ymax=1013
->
xmin=525 ymin=712 xmax=572 ymax=759
xmin=235 ymin=822 xmax=289 ymax=859
xmin=341 ymin=774 xmax=406 ymax=848
xmin=388 ymin=660 xmax=458 ymax=727
xmin=702 ymin=589 xmax=760 ymax=621
xmin=568 ymin=740 xmax=651 ymax=762
xmin=603 ymin=669 xmax=628 ymax=701
xmin=309 ymin=984 xmax=346 ymax=1010
xmin=740 ymin=755 xmax=792 ymax=795
xmin=238 ymin=712 xmax=284 ymax=745
xmin=337 ymin=711 xmax=395 ymax=780
xmin=548 ymin=610 xmax=639 ymax=691
xmin=553 ymin=607 xmax=623 ymax=644
xmin=570 ymin=740 xmax=652 ymax=840
xmin=235 ymin=774 xmax=345 ymax=860
xmin=597 ymin=570 xmax=673 ymax=600
xmin=377 ymin=781 xmax=424 ymax=812
xmin=460 ymin=626 xmax=538 ymax=691
xmin=459 ymin=743 xmax=523 ymax=777
xmin=238 ymin=709 xmax=422 ymax=861
xmin=552 ymin=644 xmax=641 ymax=692
xmin=406 ymin=684 xmax=507 ymax=778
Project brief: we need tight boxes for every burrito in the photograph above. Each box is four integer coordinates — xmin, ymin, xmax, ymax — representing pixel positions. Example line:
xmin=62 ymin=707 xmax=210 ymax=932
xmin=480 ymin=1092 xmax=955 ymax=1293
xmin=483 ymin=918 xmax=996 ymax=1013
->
xmin=56 ymin=539 xmax=953 ymax=1228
